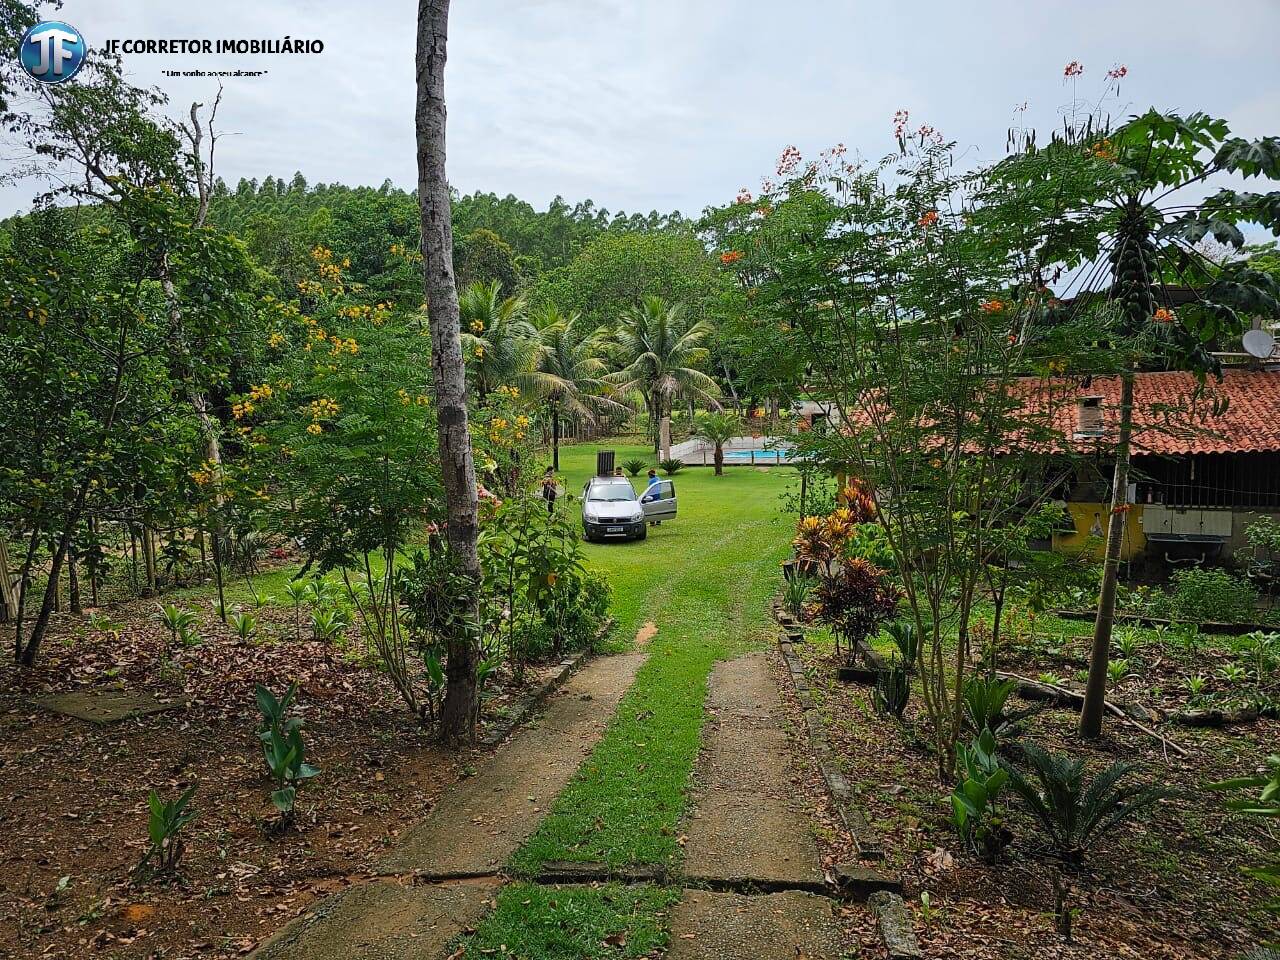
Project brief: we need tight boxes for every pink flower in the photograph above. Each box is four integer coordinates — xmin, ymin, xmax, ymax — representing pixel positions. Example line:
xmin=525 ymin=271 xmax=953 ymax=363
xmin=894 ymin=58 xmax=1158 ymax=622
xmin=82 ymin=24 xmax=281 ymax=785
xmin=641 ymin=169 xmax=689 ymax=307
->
xmin=1064 ymin=60 xmax=1084 ymax=78
xmin=776 ymin=144 xmax=802 ymax=177
xmin=1107 ymin=64 xmax=1128 ymax=80
xmin=735 ymin=187 xmax=753 ymax=205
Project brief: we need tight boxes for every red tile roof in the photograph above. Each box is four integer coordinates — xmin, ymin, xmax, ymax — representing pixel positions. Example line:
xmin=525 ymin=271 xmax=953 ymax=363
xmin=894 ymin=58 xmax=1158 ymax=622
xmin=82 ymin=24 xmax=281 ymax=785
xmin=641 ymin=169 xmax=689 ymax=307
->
xmin=1017 ymin=370 xmax=1280 ymax=456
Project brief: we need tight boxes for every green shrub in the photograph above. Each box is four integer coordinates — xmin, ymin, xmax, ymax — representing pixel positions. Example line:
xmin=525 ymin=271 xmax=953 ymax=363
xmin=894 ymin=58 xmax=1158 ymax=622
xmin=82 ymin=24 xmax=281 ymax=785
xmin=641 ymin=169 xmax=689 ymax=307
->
xmin=782 ymin=573 xmax=815 ymax=619
xmin=883 ymin=620 xmax=919 ymax=668
xmin=873 ymin=661 xmax=911 ymax=719
xmin=1170 ymin=567 xmax=1258 ymax=623
xmin=135 ymin=785 xmax=197 ymax=879
xmin=156 ymin=603 xmax=199 ymax=648
xmin=229 ymin=611 xmax=258 ymax=642
xmin=255 ymin=683 xmax=320 ymax=825
xmin=1003 ymin=743 xmax=1175 ymax=862
xmin=1208 ymin=753 xmax=1280 ymax=921
xmin=951 ymin=728 xmax=1009 ymax=862
xmin=658 ymin=457 xmax=684 ymax=475
xmin=622 ymin=458 xmax=647 ymax=477
xmin=962 ymin=674 xmax=1017 ymax=735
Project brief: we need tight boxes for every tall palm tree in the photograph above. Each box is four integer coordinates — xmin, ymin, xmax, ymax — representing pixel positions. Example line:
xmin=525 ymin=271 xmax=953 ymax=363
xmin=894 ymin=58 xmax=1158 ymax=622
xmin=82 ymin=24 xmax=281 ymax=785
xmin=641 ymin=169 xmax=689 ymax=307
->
xmin=458 ymin=280 xmax=541 ymax=399
xmin=533 ymin=305 xmax=628 ymax=469
xmin=607 ymin=296 xmax=720 ymax=453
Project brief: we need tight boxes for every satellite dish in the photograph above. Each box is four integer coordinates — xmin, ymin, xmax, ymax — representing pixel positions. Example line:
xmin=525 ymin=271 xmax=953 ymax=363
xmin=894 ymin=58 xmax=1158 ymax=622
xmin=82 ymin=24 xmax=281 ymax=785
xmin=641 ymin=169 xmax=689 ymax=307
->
xmin=1242 ymin=328 xmax=1275 ymax=360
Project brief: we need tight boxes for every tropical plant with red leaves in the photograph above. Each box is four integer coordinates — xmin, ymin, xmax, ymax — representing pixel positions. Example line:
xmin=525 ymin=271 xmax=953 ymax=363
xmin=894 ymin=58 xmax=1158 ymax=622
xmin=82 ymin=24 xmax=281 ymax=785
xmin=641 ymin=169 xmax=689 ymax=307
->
xmin=814 ymin=558 xmax=900 ymax=661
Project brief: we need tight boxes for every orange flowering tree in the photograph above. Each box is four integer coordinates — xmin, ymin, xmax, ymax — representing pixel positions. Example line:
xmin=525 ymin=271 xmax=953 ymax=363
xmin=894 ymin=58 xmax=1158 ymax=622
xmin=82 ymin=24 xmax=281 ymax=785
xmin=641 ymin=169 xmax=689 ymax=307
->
xmin=715 ymin=128 xmax=1110 ymax=780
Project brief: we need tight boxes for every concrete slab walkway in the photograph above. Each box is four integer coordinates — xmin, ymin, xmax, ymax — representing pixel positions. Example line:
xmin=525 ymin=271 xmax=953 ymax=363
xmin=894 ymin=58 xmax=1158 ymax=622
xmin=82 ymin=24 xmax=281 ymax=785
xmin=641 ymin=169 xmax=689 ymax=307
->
xmin=250 ymin=652 xmax=646 ymax=959
xmin=379 ymin=652 xmax=646 ymax=876
xmin=666 ymin=889 xmax=847 ymax=960
xmin=681 ymin=653 xmax=825 ymax=888
xmin=672 ymin=653 xmax=848 ymax=958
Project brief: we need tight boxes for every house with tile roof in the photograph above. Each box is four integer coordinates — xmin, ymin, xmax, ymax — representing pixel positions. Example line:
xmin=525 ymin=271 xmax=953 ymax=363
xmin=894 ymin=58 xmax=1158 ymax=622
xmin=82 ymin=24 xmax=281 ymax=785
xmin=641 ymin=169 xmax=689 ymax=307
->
xmin=1026 ymin=369 xmax=1280 ymax=565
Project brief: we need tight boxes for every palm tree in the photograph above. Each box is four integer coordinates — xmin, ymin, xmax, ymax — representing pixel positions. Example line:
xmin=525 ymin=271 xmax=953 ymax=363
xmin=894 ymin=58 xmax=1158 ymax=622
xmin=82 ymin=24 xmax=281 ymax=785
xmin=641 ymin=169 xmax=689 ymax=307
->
xmin=533 ymin=305 xmax=628 ymax=470
xmin=607 ymin=296 xmax=720 ymax=454
xmin=694 ymin=410 xmax=741 ymax=476
xmin=458 ymin=280 xmax=540 ymax=400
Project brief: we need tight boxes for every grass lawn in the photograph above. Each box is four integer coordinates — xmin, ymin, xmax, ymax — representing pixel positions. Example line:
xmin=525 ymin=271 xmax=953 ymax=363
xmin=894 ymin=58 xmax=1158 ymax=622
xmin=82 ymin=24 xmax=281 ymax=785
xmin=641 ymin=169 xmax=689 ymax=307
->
xmin=469 ymin=443 xmax=796 ymax=957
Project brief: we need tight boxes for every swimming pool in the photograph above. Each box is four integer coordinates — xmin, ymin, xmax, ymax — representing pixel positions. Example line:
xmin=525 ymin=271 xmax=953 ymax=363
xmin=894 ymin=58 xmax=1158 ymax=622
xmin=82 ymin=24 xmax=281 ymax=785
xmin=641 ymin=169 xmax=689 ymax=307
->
xmin=722 ymin=447 xmax=793 ymax=461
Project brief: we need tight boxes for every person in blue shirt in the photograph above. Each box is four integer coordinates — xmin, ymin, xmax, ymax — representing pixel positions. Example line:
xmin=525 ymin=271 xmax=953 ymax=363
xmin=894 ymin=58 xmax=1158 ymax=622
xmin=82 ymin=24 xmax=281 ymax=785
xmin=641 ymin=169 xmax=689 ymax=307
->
xmin=645 ymin=469 xmax=663 ymax=524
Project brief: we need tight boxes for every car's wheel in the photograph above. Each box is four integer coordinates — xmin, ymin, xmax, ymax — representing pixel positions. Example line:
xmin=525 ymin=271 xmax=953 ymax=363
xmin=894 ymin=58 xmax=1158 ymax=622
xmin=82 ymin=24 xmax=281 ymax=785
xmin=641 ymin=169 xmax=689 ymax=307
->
xmin=636 ymin=525 xmax=647 ymax=541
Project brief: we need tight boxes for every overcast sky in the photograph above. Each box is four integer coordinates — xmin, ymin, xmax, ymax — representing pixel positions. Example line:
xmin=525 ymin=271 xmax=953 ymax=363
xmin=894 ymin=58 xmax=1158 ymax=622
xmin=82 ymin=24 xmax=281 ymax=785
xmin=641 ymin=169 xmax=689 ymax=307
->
xmin=6 ymin=0 xmax=1280 ymax=222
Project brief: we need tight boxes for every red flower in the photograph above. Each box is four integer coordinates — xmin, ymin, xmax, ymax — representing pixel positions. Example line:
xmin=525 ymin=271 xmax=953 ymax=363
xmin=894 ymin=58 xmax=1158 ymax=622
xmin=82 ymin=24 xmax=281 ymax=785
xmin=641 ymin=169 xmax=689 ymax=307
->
xmin=1152 ymin=308 xmax=1175 ymax=324
xmin=1064 ymin=60 xmax=1084 ymax=78
xmin=980 ymin=299 xmax=1005 ymax=314
xmin=1106 ymin=64 xmax=1128 ymax=80
xmin=918 ymin=210 xmax=939 ymax=229
xmin=720 ymin=250 xmax=744 ymax=265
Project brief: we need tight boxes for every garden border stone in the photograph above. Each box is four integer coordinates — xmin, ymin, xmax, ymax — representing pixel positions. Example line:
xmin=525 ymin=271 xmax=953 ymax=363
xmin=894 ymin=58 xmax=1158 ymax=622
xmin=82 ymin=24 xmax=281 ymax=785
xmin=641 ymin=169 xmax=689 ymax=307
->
xmin=868 ymin=890 xmax=923 ymax=960
xmin=777 ymin=635 xmax=884 ymax=861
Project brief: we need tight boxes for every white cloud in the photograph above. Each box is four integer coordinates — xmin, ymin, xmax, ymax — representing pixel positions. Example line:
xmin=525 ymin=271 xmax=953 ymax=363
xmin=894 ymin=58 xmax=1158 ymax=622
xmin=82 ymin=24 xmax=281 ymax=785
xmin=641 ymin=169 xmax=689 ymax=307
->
xmin=4 ymin=0 xmax=1279 ymax=221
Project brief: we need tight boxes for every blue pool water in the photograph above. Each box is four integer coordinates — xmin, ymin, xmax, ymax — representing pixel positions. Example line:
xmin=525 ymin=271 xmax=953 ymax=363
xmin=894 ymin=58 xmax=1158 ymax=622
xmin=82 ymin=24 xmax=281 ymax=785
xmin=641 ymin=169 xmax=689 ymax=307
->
xmin=723 ymin=447 xmax=792 ymax=460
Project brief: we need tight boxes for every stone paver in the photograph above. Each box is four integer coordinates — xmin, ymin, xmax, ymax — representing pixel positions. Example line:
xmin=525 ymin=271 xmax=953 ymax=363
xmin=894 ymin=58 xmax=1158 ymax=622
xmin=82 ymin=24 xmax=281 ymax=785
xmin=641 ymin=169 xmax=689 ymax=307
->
xmin=250 ymin=652 xmax=646 ymax=959
xmin=251 ymin=878 xmax=499 ymax=960
xmin=665 ymin=890 xmax=847 ymax=960
xmin=37 ymin=690 xmax=185 ymax=724
xmin=681 ymin=653 xmax=824 ymax=887
xmin=379 ymin=652 xmax=646 ymax=875
xmin=672 ymin=653 xmax=849 ymax=956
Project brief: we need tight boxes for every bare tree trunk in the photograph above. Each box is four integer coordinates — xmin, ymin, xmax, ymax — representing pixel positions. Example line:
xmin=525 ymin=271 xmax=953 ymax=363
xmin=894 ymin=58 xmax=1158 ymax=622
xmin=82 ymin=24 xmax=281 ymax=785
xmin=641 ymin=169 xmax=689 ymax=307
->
xmin=0 ymin=534 xmax=15 ymax=623
xmin=713 ymin=442 xmax=724 ymax=476
xmin=141 ymin=524 xmax=157 ymax=596
xmin=67 ymin=541 xmax=82 ymax=615
xmin=551 ymin=407 xmax=560 ymax=471
xmin=1080 ymin=370 xmax=1133 ymax=738
xmin=417 ymin=0 xmax=481 ymax=746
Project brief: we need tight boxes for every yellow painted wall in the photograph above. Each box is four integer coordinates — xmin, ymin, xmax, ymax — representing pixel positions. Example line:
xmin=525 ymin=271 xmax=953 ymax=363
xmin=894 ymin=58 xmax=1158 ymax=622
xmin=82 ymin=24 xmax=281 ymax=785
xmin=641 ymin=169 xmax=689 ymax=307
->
xmin=1052 ymin=502 xmax=1147 ymax=561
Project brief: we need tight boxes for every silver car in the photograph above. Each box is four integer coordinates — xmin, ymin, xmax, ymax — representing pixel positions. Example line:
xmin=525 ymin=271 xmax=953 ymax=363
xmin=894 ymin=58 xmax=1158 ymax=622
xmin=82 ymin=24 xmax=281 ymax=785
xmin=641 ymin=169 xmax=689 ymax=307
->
xmin=581 ymin=476 xmax=678 ymax=542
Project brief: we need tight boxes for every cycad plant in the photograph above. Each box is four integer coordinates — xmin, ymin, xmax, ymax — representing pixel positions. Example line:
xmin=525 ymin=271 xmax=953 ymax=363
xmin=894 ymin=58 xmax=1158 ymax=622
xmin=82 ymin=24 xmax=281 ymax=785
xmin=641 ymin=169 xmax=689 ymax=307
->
xmin=962 ymin=674 xmax=1019 ymax=735
xmin=607 ymin=297 xmax=719 ymax=454
xmin=1003 ymin=743 xmax=1175 ymax=863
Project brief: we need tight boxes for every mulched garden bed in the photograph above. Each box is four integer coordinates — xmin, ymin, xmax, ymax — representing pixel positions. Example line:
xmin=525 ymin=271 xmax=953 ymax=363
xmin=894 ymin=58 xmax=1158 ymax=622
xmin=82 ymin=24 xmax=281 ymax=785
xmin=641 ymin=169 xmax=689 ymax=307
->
xmin=0 ymin=597 xmax=577 ymax=959
xmin=777 ymin=633 xmax=1277 ymax=960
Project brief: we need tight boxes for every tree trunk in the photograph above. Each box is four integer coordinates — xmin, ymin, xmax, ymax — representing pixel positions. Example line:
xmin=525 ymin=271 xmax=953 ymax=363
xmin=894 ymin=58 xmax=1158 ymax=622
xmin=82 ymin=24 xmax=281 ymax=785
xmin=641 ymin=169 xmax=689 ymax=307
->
xmin=551 ymin=407 xmax=560 ymax=471
xmin=142 ymin=525 xmax=157 ymax=595
xmin=67 ymin=542 xmax=82 ymax=616
xmin=19 ymin=506 xmax=82 ymax=666
xmin=1080 ymin=369 xmax=1134 ymax=738
xmin=713 ymin=442 xmax=724 ymax=476
xmin=0 ymin=534 xmax=15 ymax=624
xmin=417 ymin=0 xmax=481 ymax=746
